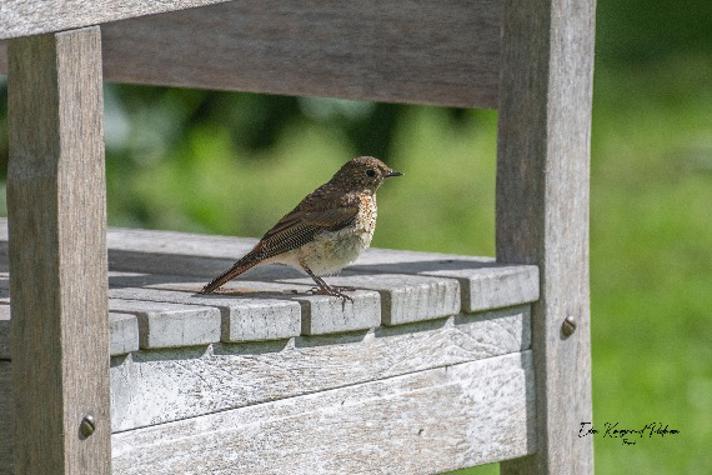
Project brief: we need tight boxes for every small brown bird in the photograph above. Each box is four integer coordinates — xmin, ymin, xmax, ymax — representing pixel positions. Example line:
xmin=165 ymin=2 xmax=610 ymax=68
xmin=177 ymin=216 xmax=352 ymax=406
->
xmin=201 ymin=156 xmax=402 ymax=299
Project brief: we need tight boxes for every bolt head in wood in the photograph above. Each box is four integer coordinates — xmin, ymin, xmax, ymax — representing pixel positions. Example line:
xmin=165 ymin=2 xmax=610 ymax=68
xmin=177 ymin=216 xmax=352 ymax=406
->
xmin=79 ymin=415 xmax=96 ymax=438
xmin=561 ymin=316 xmax=577 ymax=337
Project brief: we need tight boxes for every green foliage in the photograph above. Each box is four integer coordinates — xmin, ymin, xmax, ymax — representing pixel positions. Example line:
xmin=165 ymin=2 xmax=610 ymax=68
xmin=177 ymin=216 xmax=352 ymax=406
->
xmin=597 ymin=0 xmax=712 ymax=64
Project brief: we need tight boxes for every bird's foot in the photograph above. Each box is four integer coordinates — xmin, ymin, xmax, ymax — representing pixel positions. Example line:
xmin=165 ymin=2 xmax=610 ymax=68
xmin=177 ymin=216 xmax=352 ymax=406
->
xmin=332 ymin=285 xmax=356 ymax=292
xmin=308 ymin=285 xmax=354 ymax=304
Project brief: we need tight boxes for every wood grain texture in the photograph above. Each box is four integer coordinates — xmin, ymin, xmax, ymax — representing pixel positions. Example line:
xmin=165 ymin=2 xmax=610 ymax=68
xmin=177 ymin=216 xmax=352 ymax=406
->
xmin=107 ymin=305 xmax=530 ymax=432
xmin=118 ymin=279 xmax=383 ymax=336
xmin=286 ymin=273 xmax=461 ymax=325
xmin=112 ymin=351 xmax=536 ymax=474
xmin=0 ymin=306 xmax=9 ymax=361
xmin=109 ymin=299 xmax=221 ymax=349
xmin=0 ymin=306 xmax=531 ymax=459
xmin=0 ymin=0 xmax=233 ymax=39
xmin=102 ymin=0 xmax=502 ymax=107
xmin=1 ymin=219 xmax=540 ymax=348
xmin=496 ymin=1 xmax=596 ymax=474
xmin=126 ymin=272 xmax=457 ymax=329
xmin=0 ymin=0 xmax=502 ymax=106
xmin=7 ymin=27 xmax=111 ymax=474
xmin=0 ymin=306 xmax=138 ymax=359
xmin=0 ymin=362 xmax=11 ymax=474
xmin=352 ymin=257 xmax=540 ymax=312
xmin=108 ymin=284 xmax=304 ymax=342
xmin=108 ymin=313 xmax=140 ymax=356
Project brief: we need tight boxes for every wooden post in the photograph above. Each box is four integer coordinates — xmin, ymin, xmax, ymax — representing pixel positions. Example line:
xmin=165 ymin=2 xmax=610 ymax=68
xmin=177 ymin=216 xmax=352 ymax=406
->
xmin=496 ymin=1 xmax=596 ymax=474
xmin=7 ymin=27 xmax=111 ymax=474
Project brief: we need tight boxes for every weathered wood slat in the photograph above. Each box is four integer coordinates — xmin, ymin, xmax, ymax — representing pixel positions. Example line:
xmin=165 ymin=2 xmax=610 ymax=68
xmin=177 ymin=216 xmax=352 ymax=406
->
xmin=285 ymin=273 xmax=461 ymax=325
xmin=112 ymin=279 xmax=382 ymax=336
xmin=125 ymin=273 xmax=457 ymax=329
xmin=102 ymin=224 xmax=540 ymax=316
xmin=496 ymin=0 xmax=596 ymax=474
xmin=1 ymin=0 xmax=502 ymax=107
xmin=6 ymin=27 xmax=111 ymax=474
xmin=109 ymin=299 xmax=221 ymax=349
xmin=1 ymin=221 xmax=539 ymax=348
xmin=111 ymin=352 xmax=536 ymax=474
xmin=432 ymin=265 xmax=539 ymax=312
xmin=0 ymin=305 xmax=532 ymax=458
xmin=107 ymin=305 xmax=530 ymax=432
xmin=0 ymin=306 xmax=138 ymax=359
xmin=0 ymin=306 xmax=9 ymax=361
xmin=101 ymin=0 xmax=502 ymax=107
xmin=2 ymin=306 xmax=534 ymax=471
xmin=350 ymin=254 xmax=540 ymax=312
xmin=108 ymin=313 xmax=140 ymax=357
xmin=2 ymin=219 xmax=540 ymax=317
xmin=111 ymin=285 xmax=304 ymax=342
xmin=0 ymin=0 xmax=233 ymax=39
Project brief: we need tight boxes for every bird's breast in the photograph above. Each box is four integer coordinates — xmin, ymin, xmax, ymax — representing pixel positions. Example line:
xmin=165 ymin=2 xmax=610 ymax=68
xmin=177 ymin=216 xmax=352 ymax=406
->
xmin=297 ymin=194 xmax=377 ymax=275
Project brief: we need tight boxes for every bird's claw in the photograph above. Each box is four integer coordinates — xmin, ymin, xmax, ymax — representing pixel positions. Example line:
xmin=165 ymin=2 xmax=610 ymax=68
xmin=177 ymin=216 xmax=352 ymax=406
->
xmin=308 ymin=286 xmax=354 ymax=304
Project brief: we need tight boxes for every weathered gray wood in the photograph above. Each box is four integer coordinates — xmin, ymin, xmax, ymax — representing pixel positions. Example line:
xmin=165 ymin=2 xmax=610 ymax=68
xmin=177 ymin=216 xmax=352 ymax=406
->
xmin=105 ymin=226 xmax=256 ymax=278
xmin=109 ymin=299 xmax=221 ymax=349
xmin=496 ymin=1 xmax=596 ymax=474
xmin=108 ymin=313 xmax=140 ymax=357
xmin=108 ymin=285 xmax=304 ymax=342
xmin=1 ymin=220 xmax=539 ymax=346
xmin=1 ymin=0 xmax=502 ymax=107
xmin=100 ymin=225 xmax=540 ymax=315
xmin=351 ymin=256 xmax=540 ymax=312
xmin=4 ymin=220 xmax=541 ymax=315
xmin=0 ymin=362 xmax=13 ymax=474
xmin=113 ymin=278 xmax=381 ymax=336
xmin=431 ymin=265 xmax=539 ymax=312
xmin=196 ymin=281 xmax=382 ymax=335
xmin=286 ymin=273 xmax=461 ymax=325
xmin=7 ymin=27 xmax=111 ymax=474
xmin=0 ymin=306 xmax=138 ymax=359
xmin=0 ymin=0 xmax=233 ymax=39
xmin=112 ymin=271 xmax=458 ymax=330
xmin=101 ymin=0 xmax=502 ymax=107
xmin=112 ymin=352 xmax=535 ymax=474
xmin=107 ymin=305 xmax=531 ymax=432
xmin=0 ymin=306 xmax=9 ymax=361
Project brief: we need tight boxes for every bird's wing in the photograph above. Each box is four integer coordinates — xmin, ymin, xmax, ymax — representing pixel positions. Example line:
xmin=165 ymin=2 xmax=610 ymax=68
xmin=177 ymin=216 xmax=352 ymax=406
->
xmin=256 ymin=193 xmax=359 ymax=259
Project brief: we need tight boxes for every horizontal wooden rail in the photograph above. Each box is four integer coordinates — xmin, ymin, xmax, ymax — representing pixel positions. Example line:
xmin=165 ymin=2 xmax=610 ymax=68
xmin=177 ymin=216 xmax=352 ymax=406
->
xmin=0 ymin=0 xmax=502 ymax=107
xmin=0 ymin=0 xmax=233 ymax=39
xmin=111 ymin=353 xmax=535 ymax=474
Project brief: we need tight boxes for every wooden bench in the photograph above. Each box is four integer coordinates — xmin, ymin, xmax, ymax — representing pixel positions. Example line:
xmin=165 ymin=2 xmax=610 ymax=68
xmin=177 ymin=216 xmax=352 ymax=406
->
xmin=0 ymin=1 xmax=596 ymax=473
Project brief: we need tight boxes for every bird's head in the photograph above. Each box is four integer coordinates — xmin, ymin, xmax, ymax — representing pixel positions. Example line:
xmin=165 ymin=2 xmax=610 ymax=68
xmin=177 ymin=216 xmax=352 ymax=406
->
xmin=330 ymin=156 xmax=403 ymax=193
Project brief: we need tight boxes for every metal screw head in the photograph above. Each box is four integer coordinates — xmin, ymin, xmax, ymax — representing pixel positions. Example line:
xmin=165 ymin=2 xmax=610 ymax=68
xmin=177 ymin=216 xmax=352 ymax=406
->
xmin=561 ymin=316 xmax=577 ymax=337
xmin=79 ymin=415 xmax=96 ymax=439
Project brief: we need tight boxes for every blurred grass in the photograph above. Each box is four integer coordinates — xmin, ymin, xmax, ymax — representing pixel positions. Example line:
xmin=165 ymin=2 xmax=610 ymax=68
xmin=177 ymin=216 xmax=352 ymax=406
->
xmin=97 ymin=56 xmax=711 ymax=474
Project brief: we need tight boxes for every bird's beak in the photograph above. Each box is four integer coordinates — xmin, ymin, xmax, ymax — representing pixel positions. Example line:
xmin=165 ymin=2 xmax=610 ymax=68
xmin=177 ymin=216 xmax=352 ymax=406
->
xmin=385 ymin=169 xmax=403 ymax=178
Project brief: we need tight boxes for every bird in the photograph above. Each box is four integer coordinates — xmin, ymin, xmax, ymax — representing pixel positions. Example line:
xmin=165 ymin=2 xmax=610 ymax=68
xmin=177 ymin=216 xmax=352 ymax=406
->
xmin=200 ymin=156 xmax=403 ymax=300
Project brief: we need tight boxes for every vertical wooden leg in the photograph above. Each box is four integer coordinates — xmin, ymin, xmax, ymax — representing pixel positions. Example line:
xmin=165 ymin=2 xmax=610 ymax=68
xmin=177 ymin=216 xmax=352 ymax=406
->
xmin=7 ymin=27 xmax=110 ymax=474
xmin=496 ymin=1 xmax=596 ymax=474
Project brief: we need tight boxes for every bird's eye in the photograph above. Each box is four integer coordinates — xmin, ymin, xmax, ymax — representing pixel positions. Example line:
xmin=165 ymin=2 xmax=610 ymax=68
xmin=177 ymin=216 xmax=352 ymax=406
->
xmin=366 ymin=169 xmax=376 ymax=177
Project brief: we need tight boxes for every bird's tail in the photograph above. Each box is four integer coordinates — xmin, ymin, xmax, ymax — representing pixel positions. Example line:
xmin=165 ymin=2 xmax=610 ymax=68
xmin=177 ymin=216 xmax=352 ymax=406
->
xmin=201 ymin=250 xmax=262 ymax=294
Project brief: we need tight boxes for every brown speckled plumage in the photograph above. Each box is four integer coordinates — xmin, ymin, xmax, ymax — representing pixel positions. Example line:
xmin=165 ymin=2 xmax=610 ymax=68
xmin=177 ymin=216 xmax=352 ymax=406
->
xmin=201 ymin=156 xmax=402 ymax=298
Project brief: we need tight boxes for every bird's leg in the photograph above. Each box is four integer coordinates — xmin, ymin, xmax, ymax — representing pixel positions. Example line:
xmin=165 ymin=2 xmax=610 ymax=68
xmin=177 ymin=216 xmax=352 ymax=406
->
xmin=302 ymin=265 xmax=353 ymax=303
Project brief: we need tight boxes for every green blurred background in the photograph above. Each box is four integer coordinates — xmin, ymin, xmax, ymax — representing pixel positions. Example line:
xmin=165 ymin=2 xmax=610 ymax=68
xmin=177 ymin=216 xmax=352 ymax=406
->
xmin=0 ymin=1 xmax=710 ymax=473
